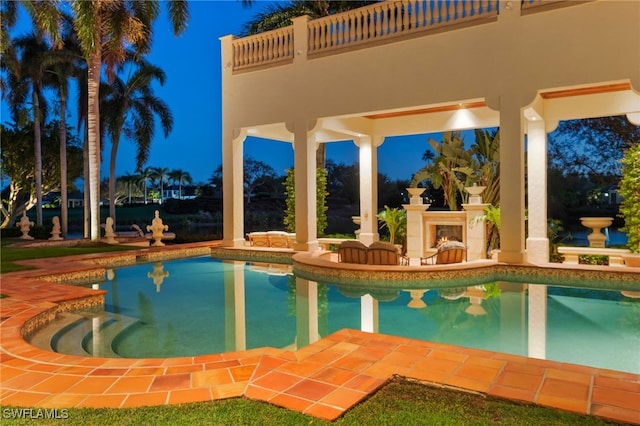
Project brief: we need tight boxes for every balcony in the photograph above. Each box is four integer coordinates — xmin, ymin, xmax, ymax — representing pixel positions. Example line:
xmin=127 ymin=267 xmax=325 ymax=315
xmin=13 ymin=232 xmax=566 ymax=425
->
xmin=230 ymin=0 xmax=583 ymax=73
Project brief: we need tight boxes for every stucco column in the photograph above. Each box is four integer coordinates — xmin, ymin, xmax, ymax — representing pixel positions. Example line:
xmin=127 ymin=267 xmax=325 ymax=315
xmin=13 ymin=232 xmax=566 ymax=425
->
xmin=356 ymin=135 xmax=379 ymax=244
xmin=498 ymin=99 xmax=527 ymax=264
xmin=292 ymin=121 xmax=319 ymax=251
xmin=526 ymin=119 xmax=549 ymax=264
xmin=222 ymin=129 xmax=246 ymax=247
xmin=403 ymin=200 xmax=430 ymax=259
xmin=462 ymin=203 xmax=489 ymax=261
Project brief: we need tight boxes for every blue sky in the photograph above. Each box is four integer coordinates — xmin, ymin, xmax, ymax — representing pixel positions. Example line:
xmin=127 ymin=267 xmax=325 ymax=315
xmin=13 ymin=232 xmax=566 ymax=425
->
xmin=2 ymin=0 xmax=442 ymax=184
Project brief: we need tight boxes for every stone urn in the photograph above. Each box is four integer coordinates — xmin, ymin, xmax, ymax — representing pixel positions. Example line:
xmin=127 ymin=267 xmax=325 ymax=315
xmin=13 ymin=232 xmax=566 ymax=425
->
xmin=406 ymin=187 xmax=425 ymax=205
xmin=580 ymin=217 xmax=613 ymax=248
xmin=465 ymin=184 xmax=487 ymax=204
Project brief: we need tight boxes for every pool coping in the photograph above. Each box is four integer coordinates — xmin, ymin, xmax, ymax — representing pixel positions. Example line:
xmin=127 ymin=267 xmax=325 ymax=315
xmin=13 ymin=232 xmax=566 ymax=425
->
xmin=1 ymin=242 xmax=639 ymax=423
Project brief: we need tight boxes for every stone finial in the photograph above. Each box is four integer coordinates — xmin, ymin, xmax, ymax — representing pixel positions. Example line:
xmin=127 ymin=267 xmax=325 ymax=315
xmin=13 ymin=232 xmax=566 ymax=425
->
xmin=49 ymin=216 xmax=63 ymax=240
xmin=17 ymin=211 xmax=34 ymax=240
xmin=147 ymin=210 xmax=169 ymax=247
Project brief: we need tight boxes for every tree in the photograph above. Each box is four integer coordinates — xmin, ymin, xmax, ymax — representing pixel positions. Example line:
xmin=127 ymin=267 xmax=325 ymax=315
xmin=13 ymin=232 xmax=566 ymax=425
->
xmin=1 ymin=121 xmax=83 ymax=228
xmin=10 ymin=32 xmax=54 ymax=227
xmin=169 ymin=169 xmax=192 ymax=199
xmin=67 ymin=0 xmax=189 ymax=240
xmin=411 ymin=131 xmax=475 ymax=211
xmin=549 ymin=115 xmax=640 ymax=181
xmin=101 ymin=59 xmax=173 ymax=222
xmin=119 ymin=172 xmax=141 ymax=204
xmin=619 ymin=143 xmax=640 ymax=253
xmin=149 ymin=166 xmax=171 ymax=204
xmin=283 ymin=167 xmax=328 ymax=236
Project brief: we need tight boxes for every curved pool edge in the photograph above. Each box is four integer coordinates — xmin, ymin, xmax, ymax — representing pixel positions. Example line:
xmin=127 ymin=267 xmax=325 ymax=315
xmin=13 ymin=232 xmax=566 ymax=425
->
xmin=292 ymin=251 xmax=640 ymax=290
xmin=1 ymin=242 xmax=639 ymax=424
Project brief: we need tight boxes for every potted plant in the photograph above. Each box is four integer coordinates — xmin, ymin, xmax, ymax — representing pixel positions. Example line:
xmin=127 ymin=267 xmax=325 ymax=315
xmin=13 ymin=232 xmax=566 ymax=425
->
xmin=619 ymin=143 xmax=640 ymax=266
xmin=377 ymin=205 xmax=406 ymax=248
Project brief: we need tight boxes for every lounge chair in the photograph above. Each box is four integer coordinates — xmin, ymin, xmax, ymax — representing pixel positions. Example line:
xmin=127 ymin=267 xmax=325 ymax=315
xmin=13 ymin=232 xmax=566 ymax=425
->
xmin=247 ymin=232 xmax=269 ymax=247
xmin=267 ymin=231 xmax=290 ymax=248
xmin=367 ymin=241 xmax=408 ymax=265
xmin=421 ymin=241 xmax=467 ymax=265
xmin=338 ymin=240 xmax=368 ymax=264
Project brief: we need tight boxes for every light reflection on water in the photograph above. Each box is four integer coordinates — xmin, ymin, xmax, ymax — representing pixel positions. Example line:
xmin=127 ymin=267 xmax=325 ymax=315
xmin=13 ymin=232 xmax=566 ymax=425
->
xmin=71 ymin=256 xmax=640 ymax=373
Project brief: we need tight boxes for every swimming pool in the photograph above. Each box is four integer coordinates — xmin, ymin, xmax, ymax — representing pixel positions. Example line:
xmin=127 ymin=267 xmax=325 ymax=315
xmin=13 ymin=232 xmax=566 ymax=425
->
xmin=30 ymin=255 xmax=640 ymax=374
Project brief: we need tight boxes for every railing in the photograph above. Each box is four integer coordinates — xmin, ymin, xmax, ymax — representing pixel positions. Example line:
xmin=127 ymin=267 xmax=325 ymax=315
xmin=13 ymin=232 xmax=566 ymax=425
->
xmin=232 ymin=27 xmax=294 ymax=71
xmin=308 ymin=0 xmax=499 ymax=56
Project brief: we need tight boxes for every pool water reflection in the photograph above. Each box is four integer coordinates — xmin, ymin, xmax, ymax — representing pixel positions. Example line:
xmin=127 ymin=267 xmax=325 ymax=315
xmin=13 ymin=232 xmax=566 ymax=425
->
xmin=51 ymin=256 xmax=640 ymax=374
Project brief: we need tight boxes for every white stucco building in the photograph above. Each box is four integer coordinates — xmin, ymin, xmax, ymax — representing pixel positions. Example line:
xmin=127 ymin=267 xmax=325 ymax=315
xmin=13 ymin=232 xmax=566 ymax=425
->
xmin=220 ymin=0 xmax=640 ymax=264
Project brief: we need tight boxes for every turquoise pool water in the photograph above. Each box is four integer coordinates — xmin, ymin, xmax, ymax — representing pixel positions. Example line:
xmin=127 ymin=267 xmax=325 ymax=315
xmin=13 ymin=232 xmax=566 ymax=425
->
xmin=53 ymin=256 xmax=640 ymax=373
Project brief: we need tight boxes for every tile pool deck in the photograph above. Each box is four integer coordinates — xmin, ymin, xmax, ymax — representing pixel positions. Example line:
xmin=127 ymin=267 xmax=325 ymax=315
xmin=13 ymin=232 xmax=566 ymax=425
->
xmin=1 ymin=241 xmax=639 ymax=424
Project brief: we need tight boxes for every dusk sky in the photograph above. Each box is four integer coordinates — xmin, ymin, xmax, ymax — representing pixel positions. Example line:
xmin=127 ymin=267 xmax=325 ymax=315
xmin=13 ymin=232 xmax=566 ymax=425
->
xmin=2 ymin=0 xmax=447 ymax=185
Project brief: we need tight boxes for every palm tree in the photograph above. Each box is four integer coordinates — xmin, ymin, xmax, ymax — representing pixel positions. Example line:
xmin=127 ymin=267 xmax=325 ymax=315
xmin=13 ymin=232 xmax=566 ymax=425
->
xmin=101 ymin=59 xmax=173 ymax=222
xmin=138 ymin=167 xmax=155 ymax=205
xmin=68 ymin=1 xmax=189 ymax=240
xmin=46 ymin=16 xmax=84 ymax=238
xmin=119 ymin=172 xmax=141 ymax=204
xmin=169 ymin=169 xmax=192 ymax=200
xmin=150 ymin=167 xmax=171 ymax=204
xmin=10 ymin=32 xmax=54 ymax=227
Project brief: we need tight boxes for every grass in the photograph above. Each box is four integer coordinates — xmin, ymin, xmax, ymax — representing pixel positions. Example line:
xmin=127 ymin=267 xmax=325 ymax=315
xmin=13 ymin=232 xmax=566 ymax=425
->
xmin=0 ymin=241 xmax=623 ymax=425
xmin=0 ymin=378 xmax=617 ymax=425
xmin=0 ymin=238 xmax=137 ymax=273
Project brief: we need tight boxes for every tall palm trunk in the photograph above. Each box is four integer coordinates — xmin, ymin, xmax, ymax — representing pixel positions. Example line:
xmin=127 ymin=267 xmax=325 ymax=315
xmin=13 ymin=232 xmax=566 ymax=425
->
xmin=87 ymin=49 xmax=101 ymax=241
xmin=33 ymin=91 xmax=43 ymax=226
xmin=59 ymin=92 xmax=68 ymax=237
xmin=109 ymin=136 xmax=119 ymax=223
xmin=83 ymin=123 xmax=89 ymax=238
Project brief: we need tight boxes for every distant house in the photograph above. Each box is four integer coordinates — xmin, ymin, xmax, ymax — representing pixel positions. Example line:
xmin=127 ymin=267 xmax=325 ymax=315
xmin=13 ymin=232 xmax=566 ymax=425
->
xmin=42 ymin=192 xmax=84 ymax=208
xmin=163 ymin=185 xmax=197 ymax=200
xmin=602 ymin=185 xmax=621 ymax=206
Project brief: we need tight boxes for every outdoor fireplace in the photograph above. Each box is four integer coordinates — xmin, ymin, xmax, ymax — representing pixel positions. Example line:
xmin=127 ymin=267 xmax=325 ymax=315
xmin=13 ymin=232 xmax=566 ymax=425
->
xmin=422 ymin=211 xmax=467 ymax=255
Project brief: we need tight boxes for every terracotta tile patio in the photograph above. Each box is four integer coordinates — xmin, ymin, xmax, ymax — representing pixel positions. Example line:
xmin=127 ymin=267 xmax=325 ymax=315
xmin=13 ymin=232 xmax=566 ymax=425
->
xmin=1 ymin=243 xmax=639 ymax=424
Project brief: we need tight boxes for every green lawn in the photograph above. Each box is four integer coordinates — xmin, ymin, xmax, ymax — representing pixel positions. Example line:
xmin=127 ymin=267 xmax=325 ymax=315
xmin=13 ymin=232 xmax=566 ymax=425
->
xmin=0 ymin=378 xmax=614 ymax=425
xmin=0 ymin=239 xmax=136 ymax=273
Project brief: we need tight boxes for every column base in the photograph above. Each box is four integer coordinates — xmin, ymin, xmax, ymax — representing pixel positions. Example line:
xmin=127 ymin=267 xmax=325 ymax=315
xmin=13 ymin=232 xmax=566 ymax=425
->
xmin=497 ymin=250 xmax=527 ymax=264
xmin=526 ymin=237 xmax=549 ymax=264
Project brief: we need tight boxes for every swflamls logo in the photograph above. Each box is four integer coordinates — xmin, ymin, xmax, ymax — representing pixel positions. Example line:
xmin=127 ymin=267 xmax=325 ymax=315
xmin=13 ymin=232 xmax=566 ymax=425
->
xmin=2 ymin=408 xmax=69 ymax=419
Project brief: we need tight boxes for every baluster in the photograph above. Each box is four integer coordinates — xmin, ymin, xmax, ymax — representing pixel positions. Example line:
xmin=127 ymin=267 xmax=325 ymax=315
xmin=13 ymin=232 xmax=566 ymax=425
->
xmin=313 ymin=23 xmax=320 ymax=52
xmin=374 ymin=6 xmax=381 ymax=37
xmin=464 ymin=0 xmax=472 ymax=17
xmin=395 ymin=1 xmax=403 ymax=33
xmin=322 ymin=22 xmax=328 ymax=49
xmin=384 ymin=2 xmax=392 ymax=35
xmin=402 ymin=0 xmax=409 ymax=31
xmin=416 ymin=0 xmax=424 ymax=28
xmin=285 ymin=30 xmax=291 ymax=57
xmin=431 ymin=0 xmax=440 ymax=25
xmin=445 ymin=0 xmax=452 ymax=22
xmin=454 ymin=0 xmax=461 ymax=20
xmin=354 ymin=11 xmax=361 ymax=41
xmin=362 ymin=10 xmax=369 ymax=40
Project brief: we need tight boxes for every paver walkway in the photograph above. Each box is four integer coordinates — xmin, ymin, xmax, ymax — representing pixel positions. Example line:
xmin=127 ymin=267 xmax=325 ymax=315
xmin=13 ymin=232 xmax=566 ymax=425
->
xmin=1 ymin=244 xmax=638 ymax=424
